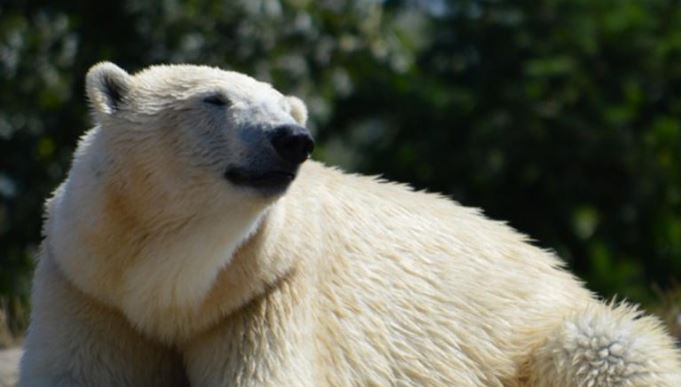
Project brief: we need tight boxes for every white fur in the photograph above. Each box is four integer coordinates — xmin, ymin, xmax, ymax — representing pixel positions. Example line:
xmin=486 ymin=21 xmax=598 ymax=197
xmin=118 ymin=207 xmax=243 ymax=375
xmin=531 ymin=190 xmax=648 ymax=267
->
xmin=19 ymin=63 xmax=681 ymax=386
xmin=529 ymin=302 xmax=681 ymax=386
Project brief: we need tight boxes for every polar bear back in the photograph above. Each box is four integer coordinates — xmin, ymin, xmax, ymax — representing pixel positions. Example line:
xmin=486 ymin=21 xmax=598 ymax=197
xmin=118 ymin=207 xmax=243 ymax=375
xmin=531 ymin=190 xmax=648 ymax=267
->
xmin=218 ymin=160 xmax=594 ymax=385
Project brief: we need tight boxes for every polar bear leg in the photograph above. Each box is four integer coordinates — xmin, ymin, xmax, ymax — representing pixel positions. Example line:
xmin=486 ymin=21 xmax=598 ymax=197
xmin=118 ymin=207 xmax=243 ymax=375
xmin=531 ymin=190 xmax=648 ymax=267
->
xmin=19 ymin=257 xmax=187 ymax=387
xmin=528 ymin=302 xmax=681 ymax=387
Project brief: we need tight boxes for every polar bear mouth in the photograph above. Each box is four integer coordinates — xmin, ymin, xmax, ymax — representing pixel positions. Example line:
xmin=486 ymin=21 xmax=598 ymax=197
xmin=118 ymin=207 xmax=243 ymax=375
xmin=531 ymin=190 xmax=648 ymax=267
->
xmin=224 ymin=167 xmax=296 ymax=190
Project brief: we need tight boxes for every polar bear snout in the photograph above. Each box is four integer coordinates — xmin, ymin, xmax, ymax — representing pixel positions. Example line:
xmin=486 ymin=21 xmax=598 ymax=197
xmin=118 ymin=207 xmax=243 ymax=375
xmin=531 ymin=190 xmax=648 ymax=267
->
xmin=269 ymin=124 xmax=314 ymax=165
xmin=223 ymin=124 xmax=313 ymax=194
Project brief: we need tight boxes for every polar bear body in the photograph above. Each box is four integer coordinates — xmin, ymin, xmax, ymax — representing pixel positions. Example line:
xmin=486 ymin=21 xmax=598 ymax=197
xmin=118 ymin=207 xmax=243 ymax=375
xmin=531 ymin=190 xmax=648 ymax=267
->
xmin=19 ymin=63 xmax=681 ymax=386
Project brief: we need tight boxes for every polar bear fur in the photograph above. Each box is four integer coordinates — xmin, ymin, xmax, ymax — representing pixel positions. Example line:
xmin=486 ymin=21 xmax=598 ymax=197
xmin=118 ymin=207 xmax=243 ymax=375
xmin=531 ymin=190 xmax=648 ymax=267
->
xmin=19 ymin=62 xmax=681 ymax=386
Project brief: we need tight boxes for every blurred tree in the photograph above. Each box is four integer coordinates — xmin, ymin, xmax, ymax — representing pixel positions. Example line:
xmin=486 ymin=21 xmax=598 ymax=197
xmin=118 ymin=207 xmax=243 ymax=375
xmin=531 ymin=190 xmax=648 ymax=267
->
xmin=325 ymin=0 xmax=681 ymax=303
xmin=1 ymin=0 xmax=680 ymax=331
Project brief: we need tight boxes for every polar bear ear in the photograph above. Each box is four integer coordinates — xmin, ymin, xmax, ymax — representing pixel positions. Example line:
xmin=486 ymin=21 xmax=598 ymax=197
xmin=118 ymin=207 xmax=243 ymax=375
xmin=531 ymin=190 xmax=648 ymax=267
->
xmin=86 ymin=62 xmax=132 ymax=116
xmin=286 ymin=96 xmax=308 ymax=126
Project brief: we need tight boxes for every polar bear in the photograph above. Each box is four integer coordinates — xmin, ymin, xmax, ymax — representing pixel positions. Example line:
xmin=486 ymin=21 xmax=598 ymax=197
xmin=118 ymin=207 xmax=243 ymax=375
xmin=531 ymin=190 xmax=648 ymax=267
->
xmin=19 ymin=62 xmax=681 ymax=386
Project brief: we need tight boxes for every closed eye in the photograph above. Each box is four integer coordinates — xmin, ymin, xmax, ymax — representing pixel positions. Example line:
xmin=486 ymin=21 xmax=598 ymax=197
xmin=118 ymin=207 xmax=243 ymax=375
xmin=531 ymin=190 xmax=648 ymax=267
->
xmin=203 ymin=94 xmax=229 ymax=107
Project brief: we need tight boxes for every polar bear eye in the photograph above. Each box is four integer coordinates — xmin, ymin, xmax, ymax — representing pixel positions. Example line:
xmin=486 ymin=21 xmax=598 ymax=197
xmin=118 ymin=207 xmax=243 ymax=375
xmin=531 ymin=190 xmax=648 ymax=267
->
xmin=202 ymin=94 xmax=229 ymax=107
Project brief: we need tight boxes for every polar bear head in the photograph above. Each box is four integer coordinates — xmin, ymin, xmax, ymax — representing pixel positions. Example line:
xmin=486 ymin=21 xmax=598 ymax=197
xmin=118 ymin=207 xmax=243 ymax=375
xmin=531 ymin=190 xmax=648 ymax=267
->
xmin=85 ymin=62 xmax=313 ymax=202
xmin=50 ymin=63 xmax=314 ymax=324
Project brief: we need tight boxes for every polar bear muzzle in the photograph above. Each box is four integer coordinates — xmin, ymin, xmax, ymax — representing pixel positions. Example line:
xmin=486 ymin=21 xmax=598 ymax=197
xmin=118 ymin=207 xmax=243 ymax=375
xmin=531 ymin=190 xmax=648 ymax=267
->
xmin=224 ymin=123 xmax=313 ymax=193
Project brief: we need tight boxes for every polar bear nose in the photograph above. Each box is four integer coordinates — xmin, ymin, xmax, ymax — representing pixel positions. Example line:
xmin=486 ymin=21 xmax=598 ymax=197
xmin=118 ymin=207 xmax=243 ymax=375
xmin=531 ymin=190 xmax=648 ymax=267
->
xmin=269 ymin=124 xmax=315 ymax=164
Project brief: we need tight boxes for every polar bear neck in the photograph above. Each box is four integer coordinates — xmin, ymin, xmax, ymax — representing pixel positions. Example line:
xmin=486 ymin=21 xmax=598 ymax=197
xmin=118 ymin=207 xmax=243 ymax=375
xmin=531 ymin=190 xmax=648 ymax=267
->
xmin=47 ymin=127 xmax=271 ymax=320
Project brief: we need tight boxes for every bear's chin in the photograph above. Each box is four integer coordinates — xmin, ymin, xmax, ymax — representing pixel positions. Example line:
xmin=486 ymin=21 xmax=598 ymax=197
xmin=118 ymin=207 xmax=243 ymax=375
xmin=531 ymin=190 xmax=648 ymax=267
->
xmin=224 ymin=167 xmax=297 ymax=195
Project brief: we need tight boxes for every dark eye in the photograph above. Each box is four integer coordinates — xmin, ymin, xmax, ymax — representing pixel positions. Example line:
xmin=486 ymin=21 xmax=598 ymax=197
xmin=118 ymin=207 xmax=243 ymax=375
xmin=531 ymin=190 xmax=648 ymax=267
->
xmin=203 ymin=94 xmax=228 ymax=107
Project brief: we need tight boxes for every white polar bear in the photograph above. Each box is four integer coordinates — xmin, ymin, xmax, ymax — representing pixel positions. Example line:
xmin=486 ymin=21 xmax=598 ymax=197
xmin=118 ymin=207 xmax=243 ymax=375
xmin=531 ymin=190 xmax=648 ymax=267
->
xmin=19 ymin=62 xmax=681 ymax=386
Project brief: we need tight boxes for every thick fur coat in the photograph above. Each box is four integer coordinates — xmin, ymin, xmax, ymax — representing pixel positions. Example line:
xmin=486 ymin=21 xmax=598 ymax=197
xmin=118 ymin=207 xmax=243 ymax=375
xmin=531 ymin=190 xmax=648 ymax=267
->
xmin=19 ymin=63 xmax=681 ymax=386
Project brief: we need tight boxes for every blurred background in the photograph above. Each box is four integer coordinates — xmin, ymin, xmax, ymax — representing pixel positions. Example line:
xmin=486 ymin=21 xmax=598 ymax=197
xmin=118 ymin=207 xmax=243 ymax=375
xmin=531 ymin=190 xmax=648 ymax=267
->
xmin=1 ymin=0 xmax=680 ymax=345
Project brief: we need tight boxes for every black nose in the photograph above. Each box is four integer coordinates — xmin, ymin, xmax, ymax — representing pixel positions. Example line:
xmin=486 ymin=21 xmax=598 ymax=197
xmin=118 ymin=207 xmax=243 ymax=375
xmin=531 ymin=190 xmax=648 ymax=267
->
xmin=269 ymin=124 xmax=315 ymax=164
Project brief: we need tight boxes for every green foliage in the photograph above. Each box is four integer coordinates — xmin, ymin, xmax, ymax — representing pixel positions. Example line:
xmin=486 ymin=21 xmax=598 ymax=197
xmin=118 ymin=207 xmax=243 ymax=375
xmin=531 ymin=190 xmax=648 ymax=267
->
xmin=1 ymin=0 xmax=680 ymax=313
